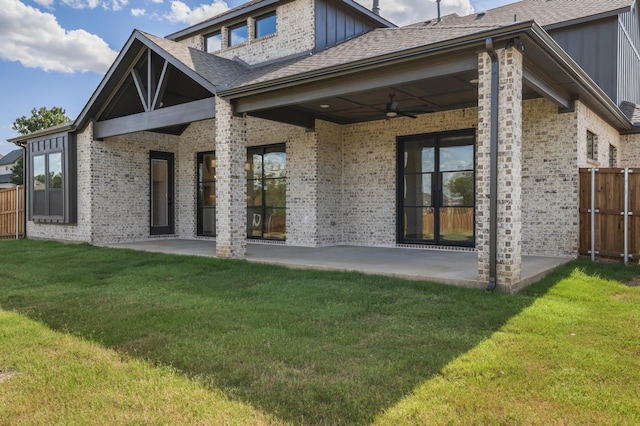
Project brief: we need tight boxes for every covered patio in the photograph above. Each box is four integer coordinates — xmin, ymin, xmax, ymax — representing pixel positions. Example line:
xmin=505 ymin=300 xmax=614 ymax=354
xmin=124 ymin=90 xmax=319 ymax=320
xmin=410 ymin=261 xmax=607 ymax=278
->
xmin=102 ymin=239 xmax=569 ymax=292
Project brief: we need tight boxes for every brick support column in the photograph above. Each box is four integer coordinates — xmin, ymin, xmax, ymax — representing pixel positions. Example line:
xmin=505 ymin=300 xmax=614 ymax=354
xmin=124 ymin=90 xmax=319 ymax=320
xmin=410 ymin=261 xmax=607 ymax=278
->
xmin=477 ymin=47 xmax=523 ymax=292
xmin=215 ymin=96 xmax=247 ymax=259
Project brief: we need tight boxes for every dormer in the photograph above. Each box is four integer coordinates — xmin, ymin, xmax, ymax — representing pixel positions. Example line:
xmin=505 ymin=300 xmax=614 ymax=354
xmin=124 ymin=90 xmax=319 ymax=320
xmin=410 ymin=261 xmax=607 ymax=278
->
xmin=166 ymin=0 xmax=394 ymax=66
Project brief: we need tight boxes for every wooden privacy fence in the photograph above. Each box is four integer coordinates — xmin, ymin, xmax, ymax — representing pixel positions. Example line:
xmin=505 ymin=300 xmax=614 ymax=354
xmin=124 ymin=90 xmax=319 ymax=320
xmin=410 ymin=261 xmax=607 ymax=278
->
xmin=0 ymin=186 xmax=24 ymax=240
xmin=579 ymin=168 xmax=640 ymax=262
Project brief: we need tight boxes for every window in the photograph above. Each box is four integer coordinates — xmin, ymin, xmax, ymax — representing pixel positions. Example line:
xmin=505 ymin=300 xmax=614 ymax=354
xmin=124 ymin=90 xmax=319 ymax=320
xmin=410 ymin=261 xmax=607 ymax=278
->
xmin=247 ymin=144 xmax=286 ymax=240
xmin=586 ymin=131 xmax=596 ymax=161
xmin=609 ymin=144 xmax=618 ymax=167
xmin=228 ymin=22 xmax=248 ymax=47
xmin=197 ymin=152 xmax=216 ymax=236
xmin=205 ymin=31 xmax=222 ymax=53
xmin=28 ymin=132 xmax=76 ymax=223
xmin=255 ymin=12 xmax=276 ymax=38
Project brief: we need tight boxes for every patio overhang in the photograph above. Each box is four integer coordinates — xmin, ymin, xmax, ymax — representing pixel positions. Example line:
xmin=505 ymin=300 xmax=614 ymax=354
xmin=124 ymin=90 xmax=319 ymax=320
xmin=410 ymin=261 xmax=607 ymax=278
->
xmin=217 ymin=21 xmax=632 ymax=131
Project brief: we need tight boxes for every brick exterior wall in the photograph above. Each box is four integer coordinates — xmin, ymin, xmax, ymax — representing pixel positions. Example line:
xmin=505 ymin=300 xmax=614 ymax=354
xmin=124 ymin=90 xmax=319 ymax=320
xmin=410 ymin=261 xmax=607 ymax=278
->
xmin=576 ymin=101 xmax=621 ymax=167
xmin=340 ymin=109 xmax=478 ymax=247
xmin=620 ymin=133 xmax=640 ymax=166
xmin=179 ymin=0 xmax=315 ymax=66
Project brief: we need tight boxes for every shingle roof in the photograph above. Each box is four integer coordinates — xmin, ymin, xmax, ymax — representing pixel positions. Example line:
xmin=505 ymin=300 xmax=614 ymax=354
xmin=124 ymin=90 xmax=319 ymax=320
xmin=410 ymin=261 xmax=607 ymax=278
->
xmin=0 ymin=149 xmax=22 ymax=166
xmin=415 ymin=0 xmax=632 ymax=29
xmin=621 ymin=101 xmax=640 ymax=124
xmin=230 ymin=26 xmax=485 ymax=87
xmin=141 ymin=32 xmax=248 ymax=87
xmin=0 ymin=174 xmax=13 ymax=184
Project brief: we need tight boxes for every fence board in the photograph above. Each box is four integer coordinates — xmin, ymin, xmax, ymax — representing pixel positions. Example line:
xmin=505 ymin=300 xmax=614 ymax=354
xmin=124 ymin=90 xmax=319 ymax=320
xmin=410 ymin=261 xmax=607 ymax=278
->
xmin=579 ymin=168 xmax=640 ymax=261
xmin=0 ymin=186 xmax=24 ymax=240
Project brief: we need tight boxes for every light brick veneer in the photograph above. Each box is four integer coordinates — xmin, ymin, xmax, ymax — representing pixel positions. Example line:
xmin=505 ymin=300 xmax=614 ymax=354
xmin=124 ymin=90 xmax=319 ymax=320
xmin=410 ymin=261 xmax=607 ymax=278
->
xmin=620 ymin=133 xmax=640 ymax=166
xmin=179 ymin=0 xmax=315 ymax=66
xmin=477 ymin=48 xmax=523 ymax=292
xmin=215 ymin=97 xmax=247 ymax=258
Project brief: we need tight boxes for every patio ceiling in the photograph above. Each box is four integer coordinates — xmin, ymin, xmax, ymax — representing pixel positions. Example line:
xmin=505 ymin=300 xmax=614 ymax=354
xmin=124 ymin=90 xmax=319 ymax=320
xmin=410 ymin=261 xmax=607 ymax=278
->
xmin=228 ymin=23 xmax=632 ymax=131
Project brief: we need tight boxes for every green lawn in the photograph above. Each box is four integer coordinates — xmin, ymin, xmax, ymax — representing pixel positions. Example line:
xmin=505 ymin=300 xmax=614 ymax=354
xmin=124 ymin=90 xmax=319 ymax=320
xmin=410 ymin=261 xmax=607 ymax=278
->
xmin=0 ymin=240 xmax=638 ymax=425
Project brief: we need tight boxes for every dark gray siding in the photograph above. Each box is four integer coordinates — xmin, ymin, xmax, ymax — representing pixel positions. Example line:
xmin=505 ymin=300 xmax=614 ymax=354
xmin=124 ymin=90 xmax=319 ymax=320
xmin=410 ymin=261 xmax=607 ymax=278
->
xmin=315 ymin=0 xmax=373 ymax=51
xmin=618 ymin=5 xmax=640 ymax=105
xmin=549 ymin=18 xmax=619 ymax=103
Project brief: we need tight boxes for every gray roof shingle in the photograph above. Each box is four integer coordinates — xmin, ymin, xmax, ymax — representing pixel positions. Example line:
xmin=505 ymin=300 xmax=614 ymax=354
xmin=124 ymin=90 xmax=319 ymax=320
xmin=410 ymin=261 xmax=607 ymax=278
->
xmin=0 ymin=149 xmax=22 ymax=166
xmin=0 ymin=174 xmax=13 ymax=184
xmin=415 ymin=0 xmax=632 ymax=29
xmin=621 ymin=101 xmax=640 ymax=124
xmin=141 ymin=31 xmax=249 ymax=88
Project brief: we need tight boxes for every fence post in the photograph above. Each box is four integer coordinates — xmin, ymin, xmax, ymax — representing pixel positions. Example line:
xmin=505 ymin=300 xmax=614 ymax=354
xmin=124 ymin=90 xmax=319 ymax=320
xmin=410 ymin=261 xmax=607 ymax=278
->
xmin=590 ymin=168 xmax=598 ymax=262
xmin=15 ymin=185 xmax=19 ymax=240
xmin=624 ymin=169 xmax=631 ymax=265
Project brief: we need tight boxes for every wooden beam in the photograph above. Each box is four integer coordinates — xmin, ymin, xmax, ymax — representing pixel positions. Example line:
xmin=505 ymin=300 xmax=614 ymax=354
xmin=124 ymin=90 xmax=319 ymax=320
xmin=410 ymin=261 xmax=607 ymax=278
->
xmin=131 ymin=68 xmax=149 ymax=112
xmin=152 ymin=61 xmax=169 ymax=111
xmin=94 ymin=97 xmax=215 ymax=139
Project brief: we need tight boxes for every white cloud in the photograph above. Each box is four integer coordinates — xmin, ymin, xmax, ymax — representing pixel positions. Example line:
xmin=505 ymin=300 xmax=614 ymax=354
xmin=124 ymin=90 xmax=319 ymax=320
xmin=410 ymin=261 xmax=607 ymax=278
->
xmin=103 ymin=0 xmax=128 ymax=11
xmin=33 ymin=0 xmax=54 ymax=8
xmin=165 ymin=0 xmax=229 ymax=25
xmin=150 ymin=0 xmax=163 ymax=3
xmin=61 ymin=0 xmax=100 ymax=9
xmin=131 ymin=7 xmax=145 ymax=16
xmin=356 ymin=0 xmax=474 ymax=26
xmin=0 ymin=0 xmax=118 ymax=73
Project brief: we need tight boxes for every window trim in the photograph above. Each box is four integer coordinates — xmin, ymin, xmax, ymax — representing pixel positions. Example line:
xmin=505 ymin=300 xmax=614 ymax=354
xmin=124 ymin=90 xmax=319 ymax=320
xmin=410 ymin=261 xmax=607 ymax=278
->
xmin=204 ymin=30 xmax=222 ymax=53
xmin=27 ymin=131 xmax=77 ymax=224
xmin=228 ymin=21 xmax=248 ymax=47
xmin=197 ymin=151 xmax=216 ymax=237
xmin=254 ymin=11 xmax=277 ymax=39
xmin=586 ymin=130 xmax=596 ymax=161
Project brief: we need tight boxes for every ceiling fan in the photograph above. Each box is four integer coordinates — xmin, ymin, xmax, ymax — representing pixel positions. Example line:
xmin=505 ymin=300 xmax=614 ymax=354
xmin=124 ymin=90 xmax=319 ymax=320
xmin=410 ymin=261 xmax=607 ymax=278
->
xmin=385 ymin=94 xmax=432 ymax=119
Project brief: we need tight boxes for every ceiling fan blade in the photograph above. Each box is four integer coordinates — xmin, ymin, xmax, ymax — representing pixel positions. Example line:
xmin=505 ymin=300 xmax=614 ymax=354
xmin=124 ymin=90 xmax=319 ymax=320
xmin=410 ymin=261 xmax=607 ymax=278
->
xmin=398 ymin=111 xmax=417 ymax=119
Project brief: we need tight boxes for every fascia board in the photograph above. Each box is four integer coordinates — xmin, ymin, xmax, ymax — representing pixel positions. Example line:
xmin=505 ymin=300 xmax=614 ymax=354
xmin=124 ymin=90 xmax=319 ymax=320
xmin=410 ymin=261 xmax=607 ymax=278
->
xmin=219 ymin=21 xmax=536 ymax=98
xmin=543 ymin=6 xmax=632 ymax=31
xmin=166 ymin=0 xmax=283 ymax=40
xmin=528 ymin=23 xmax=632 ymax=129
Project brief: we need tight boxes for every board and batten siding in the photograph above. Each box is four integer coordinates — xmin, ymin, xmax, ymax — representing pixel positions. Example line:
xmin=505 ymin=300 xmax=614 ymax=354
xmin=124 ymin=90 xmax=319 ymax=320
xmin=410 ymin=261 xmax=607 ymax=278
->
xmin=549 ymin=18 xmax=619 ymax=104
xmin=618 ymin=5 xmax=640 ymax=105
xmin=314 ymin=0 xmax=373 ymax=51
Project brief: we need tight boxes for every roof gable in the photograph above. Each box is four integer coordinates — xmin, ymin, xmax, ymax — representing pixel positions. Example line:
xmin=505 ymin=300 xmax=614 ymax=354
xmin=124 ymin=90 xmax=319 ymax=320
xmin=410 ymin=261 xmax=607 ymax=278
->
xmin=76 ymin=30 xmax=247 ymax=131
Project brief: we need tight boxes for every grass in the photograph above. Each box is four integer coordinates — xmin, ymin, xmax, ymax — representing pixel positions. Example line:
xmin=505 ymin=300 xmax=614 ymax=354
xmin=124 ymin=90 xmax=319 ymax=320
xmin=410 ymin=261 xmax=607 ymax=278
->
xmin=0 ymin=240 xmax=638 ymax=425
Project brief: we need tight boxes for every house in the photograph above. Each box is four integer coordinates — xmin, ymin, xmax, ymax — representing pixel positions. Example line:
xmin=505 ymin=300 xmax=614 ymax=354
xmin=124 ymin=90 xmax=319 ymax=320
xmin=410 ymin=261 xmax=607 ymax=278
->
xmin=0 ymin=149 xmax=23 ymax=189
xmin=9 ymin=0 xmax=640 ymax=292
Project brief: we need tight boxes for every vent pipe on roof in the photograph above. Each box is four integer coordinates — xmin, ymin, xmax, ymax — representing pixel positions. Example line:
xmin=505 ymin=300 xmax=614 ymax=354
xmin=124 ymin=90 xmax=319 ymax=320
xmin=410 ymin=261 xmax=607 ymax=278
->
xmin=436 ymin=0 xmax=442 ymax=23
xmin=372 ymin=0 xmax=380 ymax=15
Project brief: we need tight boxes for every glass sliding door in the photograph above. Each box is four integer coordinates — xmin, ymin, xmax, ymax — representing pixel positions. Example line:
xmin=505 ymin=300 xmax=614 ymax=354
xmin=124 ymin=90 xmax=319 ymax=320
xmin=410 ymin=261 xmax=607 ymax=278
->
xmin=247 ymin=144 xmax=286 ymax=240
xmin=197 ymin=152 xmax=216 ymax=236
xmin=150 ymin=151 xmax=174 ymax=235
xmin=398 ymin=130 xmax=475 ymax=247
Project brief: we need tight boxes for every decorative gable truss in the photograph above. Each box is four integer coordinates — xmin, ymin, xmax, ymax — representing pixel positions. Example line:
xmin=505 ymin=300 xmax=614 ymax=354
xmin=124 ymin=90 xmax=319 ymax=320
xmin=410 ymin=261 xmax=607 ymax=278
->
xmin=76 ymin=32 xmax=223 ymax=140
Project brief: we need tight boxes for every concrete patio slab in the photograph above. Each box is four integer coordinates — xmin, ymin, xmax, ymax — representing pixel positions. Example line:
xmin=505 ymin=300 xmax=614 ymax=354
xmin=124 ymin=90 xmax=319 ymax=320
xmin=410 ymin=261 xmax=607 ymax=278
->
xmin=101 ymin=239 xmax=571 ymax=291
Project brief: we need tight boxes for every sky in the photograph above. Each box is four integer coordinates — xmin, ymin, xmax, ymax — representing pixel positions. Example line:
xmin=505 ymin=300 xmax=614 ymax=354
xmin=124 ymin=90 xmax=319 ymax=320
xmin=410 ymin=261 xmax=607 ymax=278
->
xmin=0 ymin=0 xmax=518 ymax=155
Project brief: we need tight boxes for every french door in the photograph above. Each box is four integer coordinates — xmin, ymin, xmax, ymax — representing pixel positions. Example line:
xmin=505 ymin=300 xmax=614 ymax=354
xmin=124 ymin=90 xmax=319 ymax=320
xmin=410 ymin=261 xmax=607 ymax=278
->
xmin=398 ymin=130 xmax=475 ymax=246
xmin=150 ymin=151 xmax=174 ymax=235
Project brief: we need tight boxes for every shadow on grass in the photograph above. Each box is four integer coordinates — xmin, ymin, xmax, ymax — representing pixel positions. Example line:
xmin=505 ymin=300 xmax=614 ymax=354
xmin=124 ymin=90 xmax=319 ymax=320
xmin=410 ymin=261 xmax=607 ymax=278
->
xmin=0 ymin=240 xmax=613 ymax=425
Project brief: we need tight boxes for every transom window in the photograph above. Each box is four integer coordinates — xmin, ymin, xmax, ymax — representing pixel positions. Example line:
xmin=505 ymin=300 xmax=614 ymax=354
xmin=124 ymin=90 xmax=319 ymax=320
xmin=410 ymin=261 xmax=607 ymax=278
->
xmin=255 ymin=12 xmax=276 ymax=38
xmin=228 ymin=22 xmax=248 ymax=47
xmin=205 ymin=31 xmax=222 ymax=53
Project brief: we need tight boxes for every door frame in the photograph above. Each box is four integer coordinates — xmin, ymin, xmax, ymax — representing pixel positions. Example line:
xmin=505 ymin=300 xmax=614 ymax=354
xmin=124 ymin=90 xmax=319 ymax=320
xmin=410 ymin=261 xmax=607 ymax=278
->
xmin=396 ymin=129 xmax=476 ymax=247
xmin=149 ymin=151 xmax=175 ymax=235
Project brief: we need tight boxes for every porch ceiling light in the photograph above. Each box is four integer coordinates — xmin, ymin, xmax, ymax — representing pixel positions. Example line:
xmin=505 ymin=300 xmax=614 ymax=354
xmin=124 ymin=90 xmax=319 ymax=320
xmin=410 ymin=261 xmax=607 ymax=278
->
xmin=469 ymin=78 xmax=479 ymax=84
xmin=320 ymin=104 xmax=330 ymax=109
xmin=386 ymin=111 xmax=398 ymax=117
